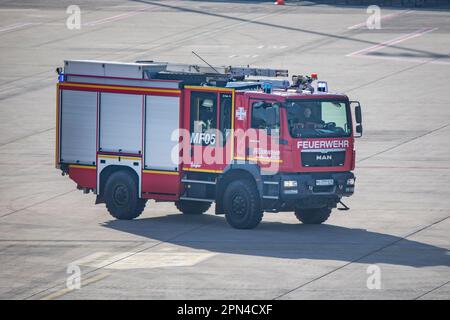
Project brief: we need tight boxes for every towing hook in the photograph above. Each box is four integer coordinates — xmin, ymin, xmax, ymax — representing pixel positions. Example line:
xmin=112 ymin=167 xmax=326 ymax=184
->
xmin=338 ymin=200 xmax=350 ymax=211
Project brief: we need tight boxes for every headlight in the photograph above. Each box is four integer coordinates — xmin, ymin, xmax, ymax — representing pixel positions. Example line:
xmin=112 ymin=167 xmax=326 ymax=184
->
xmin=283 ymin=180 xmax=297 ymax=188
xmin=347 ymin=178 xmax=355 ymax=185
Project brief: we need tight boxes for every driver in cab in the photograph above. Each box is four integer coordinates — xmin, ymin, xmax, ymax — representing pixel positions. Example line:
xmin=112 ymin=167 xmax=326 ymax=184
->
xmin=290 ymin=107 xmax=325 ymax=137
xmin=296 ymin=107 xmax=324 ymax=130
xmin=298 ymin=108 xmax=325 ymax=129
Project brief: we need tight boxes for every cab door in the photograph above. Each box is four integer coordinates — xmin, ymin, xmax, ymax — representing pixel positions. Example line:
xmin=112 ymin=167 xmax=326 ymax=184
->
xmin=183 ymin=87 xmax=234 ymax=174
xmin=247 ymin=98 xmax=282 ymax=172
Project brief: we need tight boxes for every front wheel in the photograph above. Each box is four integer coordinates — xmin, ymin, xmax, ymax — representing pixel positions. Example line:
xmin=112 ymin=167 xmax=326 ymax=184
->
xmin=104 ymin=170 xmax=147 ymax=220
xmin=294 ymin=207 xmax=331 ymax=224
xmin=223 ymin=179 xmax=263 ymax=229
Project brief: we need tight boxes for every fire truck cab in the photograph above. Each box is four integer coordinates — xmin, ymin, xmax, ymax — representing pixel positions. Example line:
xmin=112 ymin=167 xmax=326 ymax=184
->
xmin=56 ymin=60 xmax=362 ymax=229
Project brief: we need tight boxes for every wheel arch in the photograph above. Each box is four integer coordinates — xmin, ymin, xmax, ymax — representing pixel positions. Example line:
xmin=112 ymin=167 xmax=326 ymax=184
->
xmin=97 ymin=165 xmax=139 ymax=203
xmin=215 ymin=163 xmax=263 ymax=214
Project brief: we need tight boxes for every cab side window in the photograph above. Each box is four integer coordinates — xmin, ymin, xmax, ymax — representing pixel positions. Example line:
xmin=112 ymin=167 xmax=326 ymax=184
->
xmin=190 ymin=92 xmax=217 ymax=146
xmin=251 ymin=101 xmax=280 ymax=136
xmin=219 ymin=93 xmax=232 ymax=146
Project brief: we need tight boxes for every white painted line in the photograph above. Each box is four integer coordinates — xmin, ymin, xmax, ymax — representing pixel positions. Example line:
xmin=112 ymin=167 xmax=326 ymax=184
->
xmin=76 ymin=250 xmax=216 ymax=270
xmin=350 ymin=53 xmax=450 ymax=66
xmin=346 ymin=27 xmax=438 ymax=57
xmin=348 ymin=9 xmax=414 ymax=30
xmin=84 ymin=7 xmax=150 ymax=26
xmin=123 ymin=10 xmax=284 ymax=61
xmin=0 ymin=22 xmax=35 ymax=33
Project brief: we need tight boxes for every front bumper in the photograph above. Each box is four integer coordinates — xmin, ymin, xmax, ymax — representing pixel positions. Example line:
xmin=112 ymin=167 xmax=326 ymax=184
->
xmin=262 ymin=171 xmax=355 ymax=201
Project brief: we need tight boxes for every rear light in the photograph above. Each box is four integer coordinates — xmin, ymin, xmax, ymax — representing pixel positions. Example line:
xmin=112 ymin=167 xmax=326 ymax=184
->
xmin=311 ymin=73 xmax=318 ymax=79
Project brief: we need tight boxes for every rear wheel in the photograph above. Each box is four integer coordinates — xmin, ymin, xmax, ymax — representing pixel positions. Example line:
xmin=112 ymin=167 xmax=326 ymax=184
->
xmin=175 ymin=200 xmax=211 ymax=215
xmin=104 ymin=170 xmax=146 ymax=220
xmin=223 ymin=179 xmax=263 ymax=229
xmin=294 ymin=207 xmax=331 ymax=224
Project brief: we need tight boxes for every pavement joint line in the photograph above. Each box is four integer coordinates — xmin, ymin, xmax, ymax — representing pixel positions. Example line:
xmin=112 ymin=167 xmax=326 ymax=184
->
xmin=0 ymin=189 xmax=76 ymax=219
xmin=0 ymin=7 xmax=265 ymax=100
xmin=0 ymin=127 xmax=54 ymax=148
xmin=40 ymin=272 xmax=110 ymax=300
xmin=247 ymin=11 xmax=421 ymax=66
xmin=414 ymin=280 xmax=450 ymax=300
xmin=349 ymin=53 xmax=450 ymax=66
xmin=358 ymin=166 xmax=450 ymax=170
xmin=272 ymin=215 xmax=450 ymax=300
xmin=0 ymin=22 xmax=36 ymax=34
xmin=138 ymin=0 xmax=447 ymax=62
xmin=356 ymin=123 xmax=450 ymax=163
xmin=23 ymin=219 xmax=219 ymax=300
xmin=122 ymin=9 xmax=288 ymax=61
xmin=84 ymin=6 xmax=151 ymax=26
xmin=0 ymin=4 xmax=116 ymax=42
xmin=345 ymin=53 xmax=450 ymax=94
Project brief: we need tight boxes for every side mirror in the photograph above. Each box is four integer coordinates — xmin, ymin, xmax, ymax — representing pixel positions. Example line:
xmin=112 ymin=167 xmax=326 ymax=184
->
xmin=350 ymin=101 xmax=363 ymax=138
xmin=356 ymin=124 xmax=363 ymax=135
xmin=355 ymin=106 xmax=362 ymax=124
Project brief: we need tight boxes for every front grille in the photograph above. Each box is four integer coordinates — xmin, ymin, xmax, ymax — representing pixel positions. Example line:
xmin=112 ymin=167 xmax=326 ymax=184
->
xmin=301 ymin=150 xmax=345 ymax=167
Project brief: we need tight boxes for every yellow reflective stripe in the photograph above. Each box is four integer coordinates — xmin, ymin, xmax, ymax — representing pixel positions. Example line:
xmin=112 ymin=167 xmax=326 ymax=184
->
xmin=183 ymin=167 xmax=222 ymax=173
xmin=69 ymin=165 xmax=96 ymax=170
xmin=185 ymin=85 xmax=233 ymax=92
xmin=98 ymin=155 xmax=141 ymax=161
xmin=143 ymin=170 xmax=179 ymax=175
xmin=60 ymin=82 xmax=180 ymax=94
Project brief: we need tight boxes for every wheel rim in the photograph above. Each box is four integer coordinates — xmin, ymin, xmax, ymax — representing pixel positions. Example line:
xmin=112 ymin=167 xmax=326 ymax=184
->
xmin=231 ymin=193 xmax=247 ymax=217
xmin=113 ymin=184 xmax=129 ymax=206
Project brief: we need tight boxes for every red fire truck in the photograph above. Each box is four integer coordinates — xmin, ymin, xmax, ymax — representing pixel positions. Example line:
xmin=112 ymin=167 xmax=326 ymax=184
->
xmin=55 ymin=60 xmax=362 ymax=229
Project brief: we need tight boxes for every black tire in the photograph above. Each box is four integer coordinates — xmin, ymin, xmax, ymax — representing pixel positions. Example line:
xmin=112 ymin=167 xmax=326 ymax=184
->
xmin=223 ymin=179 xmax=263 ymax=229
xmin=104 ymin=170 xmax=146 ymax=220
xmin=175 ymin=200 xmax=211 ymax=215
xmin=294 ymin=207 xmax=331 ymax=224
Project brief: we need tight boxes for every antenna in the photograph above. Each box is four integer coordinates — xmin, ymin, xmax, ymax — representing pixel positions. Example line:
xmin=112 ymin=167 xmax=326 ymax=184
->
xmin=192 ymin=51 xmax=221 ymax=74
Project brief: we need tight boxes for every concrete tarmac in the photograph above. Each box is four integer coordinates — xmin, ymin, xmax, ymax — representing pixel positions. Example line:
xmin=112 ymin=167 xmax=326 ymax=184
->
xmin=0 ymin=0 xmax=449 ymax=299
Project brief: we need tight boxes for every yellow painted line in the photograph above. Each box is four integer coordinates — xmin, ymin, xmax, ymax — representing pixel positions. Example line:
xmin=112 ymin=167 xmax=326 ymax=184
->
xmin=60 ymin=82 xmax=180 ymax=94
xmin=98 ymin=154 xmax=141 ymax=161
xmin=41 ymin=272 xmax=109 ymax=300
xmin=69 ymin=165 xmax=96 ymax=170
xmin=185 ymin=85 xmax=233 ymax=92
xmin=234 ymin=156 xmax=283 ymax=163
xmin=183 ymin=167 xmax=223 ymax=173
xmin=143 ymin=170 xmax=179 ymax=175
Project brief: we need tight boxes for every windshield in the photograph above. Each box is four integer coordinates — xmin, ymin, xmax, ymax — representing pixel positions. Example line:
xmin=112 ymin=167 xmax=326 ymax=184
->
xmin=286 ymin=100 xmax=351 ymax=138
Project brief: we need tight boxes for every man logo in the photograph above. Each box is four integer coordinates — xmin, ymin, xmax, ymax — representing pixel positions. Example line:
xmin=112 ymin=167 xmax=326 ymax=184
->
xmin=316 ymin=154 xmax=332 ymax=161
